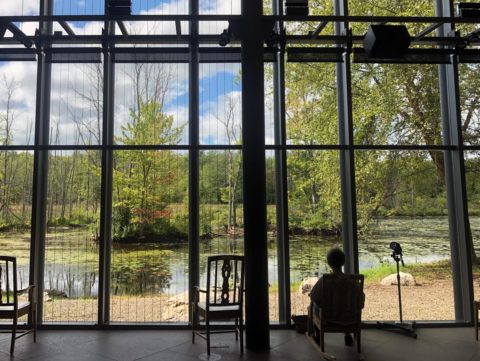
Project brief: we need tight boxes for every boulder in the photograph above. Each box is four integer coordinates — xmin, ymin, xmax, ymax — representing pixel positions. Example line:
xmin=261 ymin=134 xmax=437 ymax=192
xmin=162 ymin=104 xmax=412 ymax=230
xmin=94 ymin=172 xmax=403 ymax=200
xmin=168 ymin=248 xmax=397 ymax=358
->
xmin=300 ymin=277 xmax=318 ymax=294
xmin=161 ymin=292 xmax=188 ymax=321
xmin=381 ymin=272 xmax=417 ymax=286
xmin=43 ymin=291 xmax=52 ymax=302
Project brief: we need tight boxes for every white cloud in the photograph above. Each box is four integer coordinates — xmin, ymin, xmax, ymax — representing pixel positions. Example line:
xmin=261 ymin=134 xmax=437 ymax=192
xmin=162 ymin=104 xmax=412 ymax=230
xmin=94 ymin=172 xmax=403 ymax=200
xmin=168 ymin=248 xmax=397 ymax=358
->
xmin=0 ymin=62 xmax=37 ymax=144
xmin=3 ymin=1 xmax=39 ymax=16
xmin=200 ymin=90 xmax=242 ymax=145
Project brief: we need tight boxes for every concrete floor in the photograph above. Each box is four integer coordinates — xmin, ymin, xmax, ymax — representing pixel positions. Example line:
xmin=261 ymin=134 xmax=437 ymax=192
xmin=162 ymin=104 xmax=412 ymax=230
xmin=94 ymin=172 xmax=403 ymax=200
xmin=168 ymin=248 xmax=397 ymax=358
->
xmin=0 ymin=327 xmax=479 ymax=361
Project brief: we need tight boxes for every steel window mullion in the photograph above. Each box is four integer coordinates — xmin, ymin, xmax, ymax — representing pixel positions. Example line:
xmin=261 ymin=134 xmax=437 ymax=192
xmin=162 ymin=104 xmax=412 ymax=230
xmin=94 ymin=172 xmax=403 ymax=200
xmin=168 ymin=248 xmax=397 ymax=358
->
xmin=188 ymin=0 xmax=200 ymax=325
xmin=30 ymin=0 xmax=53 ymax=326
xmin=334 ymin=0 xmax=358 ymax=274
xmin=435 ymin=0 xmax=474 ymax=322
xmin=98 ymin=6 xmax=115 ymax=325
xmin=272 ymin=0 xmax=291 ymax=323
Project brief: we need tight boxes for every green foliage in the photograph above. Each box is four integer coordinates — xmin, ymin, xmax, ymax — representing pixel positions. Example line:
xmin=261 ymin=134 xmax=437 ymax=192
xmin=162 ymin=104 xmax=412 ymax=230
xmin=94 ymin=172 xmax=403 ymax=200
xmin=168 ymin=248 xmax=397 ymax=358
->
xmin=111 ymin=249 xmax=174 ymax=295
xmin=111 ymin=99 xmax=188 ymax=242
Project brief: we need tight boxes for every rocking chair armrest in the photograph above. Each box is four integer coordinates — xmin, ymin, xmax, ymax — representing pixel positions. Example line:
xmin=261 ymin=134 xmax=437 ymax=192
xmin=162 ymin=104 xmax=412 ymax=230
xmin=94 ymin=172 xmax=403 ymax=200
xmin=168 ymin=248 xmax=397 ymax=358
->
xmin=193 ymin=286 xmax=206 ymax=293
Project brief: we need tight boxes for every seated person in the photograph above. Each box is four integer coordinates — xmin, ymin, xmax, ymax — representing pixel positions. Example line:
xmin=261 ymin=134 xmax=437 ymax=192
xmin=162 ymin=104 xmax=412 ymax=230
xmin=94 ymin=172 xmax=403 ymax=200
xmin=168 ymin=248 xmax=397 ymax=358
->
xmin=309 ymin=247 xmax=365 ymax=346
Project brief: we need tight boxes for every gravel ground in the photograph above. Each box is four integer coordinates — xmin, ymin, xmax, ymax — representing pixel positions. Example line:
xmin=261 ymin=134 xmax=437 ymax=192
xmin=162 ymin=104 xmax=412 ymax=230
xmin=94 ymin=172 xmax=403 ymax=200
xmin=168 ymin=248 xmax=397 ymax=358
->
xmin=40 ymin=278 xmax=478 ymax=323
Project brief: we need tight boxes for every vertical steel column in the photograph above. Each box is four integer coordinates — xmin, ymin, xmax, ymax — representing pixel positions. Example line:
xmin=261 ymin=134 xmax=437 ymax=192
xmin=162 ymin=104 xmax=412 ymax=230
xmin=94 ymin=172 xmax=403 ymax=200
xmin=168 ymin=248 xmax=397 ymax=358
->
xmin=242 ymin=0 xmax=270 ymax=350
xmin=30 ymin=0 xmax=53 ymax=324
xmin=436 ymin=0 xmax=474 ymax=322
xmin=272 ymin=0 xmax=290 ymax=325
xmin=98 ymin=4 xmax=115 ymax=325
xmin=334 ymin=0 xmax=358 ymax=273
xmin=188 ymin=0 xmax=200 ymax=322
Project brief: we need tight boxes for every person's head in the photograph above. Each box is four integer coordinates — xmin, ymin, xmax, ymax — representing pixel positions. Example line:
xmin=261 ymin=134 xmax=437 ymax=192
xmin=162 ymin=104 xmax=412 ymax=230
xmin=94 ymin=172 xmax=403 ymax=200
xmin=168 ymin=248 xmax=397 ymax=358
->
xmin=326 ymin=247 xmax=345 ymax=271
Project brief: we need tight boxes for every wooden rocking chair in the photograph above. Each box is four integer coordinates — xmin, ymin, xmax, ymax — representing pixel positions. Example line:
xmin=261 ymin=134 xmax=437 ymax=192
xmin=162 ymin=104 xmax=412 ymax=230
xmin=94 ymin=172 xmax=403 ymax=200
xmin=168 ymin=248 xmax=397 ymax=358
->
xmin=307 ymin=274 xmax=364 ymax=359
xmin=0 ymin=256 xmax=37 ymax=355
xmin=192 ymin=255 xmax=244 ymax=355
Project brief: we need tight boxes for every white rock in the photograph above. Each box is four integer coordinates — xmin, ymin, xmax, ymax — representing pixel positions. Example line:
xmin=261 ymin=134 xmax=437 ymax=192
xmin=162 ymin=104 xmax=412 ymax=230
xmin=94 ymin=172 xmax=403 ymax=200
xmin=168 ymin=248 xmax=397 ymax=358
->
xmin=300 ymin=277 xmax=319 ymax=294
xmin=381 ymin=272 xmax=417 ymax=286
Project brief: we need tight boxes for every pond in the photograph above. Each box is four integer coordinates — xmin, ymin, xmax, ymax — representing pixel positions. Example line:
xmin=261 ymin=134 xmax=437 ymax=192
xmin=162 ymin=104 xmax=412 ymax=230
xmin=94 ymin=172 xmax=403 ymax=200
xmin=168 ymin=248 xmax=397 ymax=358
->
xmin=3 ymin=216 xmax=479 ymax=298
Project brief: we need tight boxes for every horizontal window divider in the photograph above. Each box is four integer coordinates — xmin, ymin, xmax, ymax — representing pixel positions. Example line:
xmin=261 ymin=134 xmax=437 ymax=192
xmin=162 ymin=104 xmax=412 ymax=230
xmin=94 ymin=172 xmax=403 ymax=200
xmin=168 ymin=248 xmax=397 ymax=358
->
xmin=198 ymin=145 xmax=242 ymax=150
xmin=267 ymin=144 xmax=457 ymax=151
xmin=353 ymin=144 xmax=456 ymax=150
xmin=266 ymin=144 xmax=348 ymax=150
xmin=2 ymin=14 xmax=479 ymax=25
xmin=0 ymin=145 xmax=248 ymax=151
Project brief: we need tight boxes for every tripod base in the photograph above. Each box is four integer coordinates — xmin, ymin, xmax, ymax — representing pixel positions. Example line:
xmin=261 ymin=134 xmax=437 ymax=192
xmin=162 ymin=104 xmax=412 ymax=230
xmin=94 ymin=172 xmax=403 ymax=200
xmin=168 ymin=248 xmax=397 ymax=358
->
xmin=376 ymin=321 xmax=417 ymax=339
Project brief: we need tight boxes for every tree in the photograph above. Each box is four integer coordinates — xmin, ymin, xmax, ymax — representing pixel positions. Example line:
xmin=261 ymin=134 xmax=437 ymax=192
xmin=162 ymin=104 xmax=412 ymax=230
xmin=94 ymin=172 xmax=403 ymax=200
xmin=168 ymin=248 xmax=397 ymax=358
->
xmin=113 ymin=99 xmax=187 ymax=241
xmin=216 ymin=93 xmax=242 ymax=232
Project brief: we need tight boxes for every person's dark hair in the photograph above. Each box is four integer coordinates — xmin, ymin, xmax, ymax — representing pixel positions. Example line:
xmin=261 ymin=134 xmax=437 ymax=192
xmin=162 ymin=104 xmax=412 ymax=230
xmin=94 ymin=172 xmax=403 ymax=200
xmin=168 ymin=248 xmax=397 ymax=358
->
xmin=326 ymin=247 xmax=345 ymax=268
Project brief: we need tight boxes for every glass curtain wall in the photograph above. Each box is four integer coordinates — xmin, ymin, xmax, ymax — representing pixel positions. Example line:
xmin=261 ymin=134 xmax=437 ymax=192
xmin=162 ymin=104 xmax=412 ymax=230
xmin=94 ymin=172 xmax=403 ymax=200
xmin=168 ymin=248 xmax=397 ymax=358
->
xmin=3 ymin=0 xmax=480 ymax=326
xmin=351 ymin=62 xmax=454 ymax=321
xmin=0 ymin=62 xmax=36 ymax=322
xmin=44 ymin=63 xmax=101 ymax=323
xmin=284 ymin=61 xmax=342 ymax=316
xmin=110 ymin=62 xmax=189 ymax=323
xmin=460 ymin=61 xmax=480 ymax=301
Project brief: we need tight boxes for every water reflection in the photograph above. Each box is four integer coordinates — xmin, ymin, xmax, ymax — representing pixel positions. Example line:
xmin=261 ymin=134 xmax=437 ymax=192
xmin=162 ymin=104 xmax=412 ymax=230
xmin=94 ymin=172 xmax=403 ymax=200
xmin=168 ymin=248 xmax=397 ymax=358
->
xmin=8 ymin=216 xmax=471 ymax=298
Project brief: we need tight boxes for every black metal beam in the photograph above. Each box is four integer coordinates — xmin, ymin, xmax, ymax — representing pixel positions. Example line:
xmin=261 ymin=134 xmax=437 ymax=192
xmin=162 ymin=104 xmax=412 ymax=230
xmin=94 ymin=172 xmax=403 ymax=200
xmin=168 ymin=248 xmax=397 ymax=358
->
xmin=335 ymin=0 xmax=359 ymax=274
xmin=436 ymin=0 xmax=474 ymax=323
xmin=58 ymin=20 xmax=76 ymax=37
xmin=175 ymin=20 xmax=182 ymax=38
xmin=188 ymin=0 xmax=200 ymax=327
xmin=310 ymin=21 xmax=328 ymax=38
xmin=413 ymin=22 xmax=442 ymax=41
xmin=242 ymin=0 xmax=270 ymax=351
xmin=116 ymin=20 xmax=128 ymax=37
xmin=30 ymin=0 xmax=54 ymax=326
xmin=2 ymin=14 xmax=480 ymax=24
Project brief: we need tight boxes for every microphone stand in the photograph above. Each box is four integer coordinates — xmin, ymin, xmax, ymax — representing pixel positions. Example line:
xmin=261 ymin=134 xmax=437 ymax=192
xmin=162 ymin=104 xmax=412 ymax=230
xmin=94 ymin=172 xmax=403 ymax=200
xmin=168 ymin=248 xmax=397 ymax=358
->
xmin=376 ymin=250 xmax=417 ymax=338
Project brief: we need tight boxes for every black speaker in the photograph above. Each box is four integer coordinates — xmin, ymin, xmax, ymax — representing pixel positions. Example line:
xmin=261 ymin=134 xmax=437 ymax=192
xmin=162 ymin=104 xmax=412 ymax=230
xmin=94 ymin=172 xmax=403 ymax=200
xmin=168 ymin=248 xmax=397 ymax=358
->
xmin=108 ymin=0 xmax=132 ymax=15
xmin=457 ymin=2 xmax=480 ymax=17
xmin=363 ymin=25 xmax=411 ymax=58
xmin=285 ymin=0 xmax=309 ymax=16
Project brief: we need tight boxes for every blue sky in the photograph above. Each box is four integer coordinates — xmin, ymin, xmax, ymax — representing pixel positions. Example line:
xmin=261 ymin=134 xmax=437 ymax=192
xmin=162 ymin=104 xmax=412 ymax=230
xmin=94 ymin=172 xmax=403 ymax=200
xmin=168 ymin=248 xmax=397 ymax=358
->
xmin=2 ymin=1 xmax=248 ymax=146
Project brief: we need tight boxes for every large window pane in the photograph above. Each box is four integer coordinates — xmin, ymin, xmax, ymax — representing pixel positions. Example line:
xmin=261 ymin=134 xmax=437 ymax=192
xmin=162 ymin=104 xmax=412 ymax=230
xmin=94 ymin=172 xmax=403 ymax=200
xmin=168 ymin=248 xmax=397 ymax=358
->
xmin=349 ymin=0 xmax=435 ymax=15
xmin=110 ymin=150 xmax=188 ymax=323
xmin=200 ymin=63 xmax=242 ymax=145
xmin=285 ymin=62 xmax=338 ymax=145
xmin=50 ymin=63 xmax=103 ymax=146
xmin=53 ymin=0 xmax=104 ymax=15
xmin=199 ymin=0 xmax=240 ymax=14
xmin=266 ymin=151 xmax=279 ymax=323
xmin=351 ymin=63 xmax=441 ymax=146
xmin=4 ymin=2 xmax=39 ymax=15
xmin=0 ymin=62 xmax=36 ymax=146
xmin=464 ymin=151 xmax=480 ymax=301
xmin=355 ymin=150 xmax=454 ymax=321
xmin=115 ymin=63 xmax=189 ymax=146
xmin=44 ymin=150 xmax=101 ymax=323
xmin=199 ymin=150 xmax=244 ymax=244
xmin=0 ymin=151 xmax=33 ymax=295
xmin=460 ymin=63 xmax=480 ymax=146
xmin=287 ymin=150 xmax=342 ymax=316
xmin=132 ymin=0 xmax=188 ymax=14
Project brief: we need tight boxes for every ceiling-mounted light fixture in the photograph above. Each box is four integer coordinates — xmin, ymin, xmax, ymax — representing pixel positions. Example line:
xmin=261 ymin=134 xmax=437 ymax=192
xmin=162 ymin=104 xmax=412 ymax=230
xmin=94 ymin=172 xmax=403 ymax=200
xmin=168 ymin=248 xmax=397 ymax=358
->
xmin=218 ymin=29 xmax=230 ymax=47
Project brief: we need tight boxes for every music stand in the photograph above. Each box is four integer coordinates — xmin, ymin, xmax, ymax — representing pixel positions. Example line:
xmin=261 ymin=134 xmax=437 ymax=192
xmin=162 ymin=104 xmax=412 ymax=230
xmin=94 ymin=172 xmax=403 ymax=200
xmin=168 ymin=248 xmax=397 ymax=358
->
xmin=376 ymin=242 xmax=417 ymax=338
